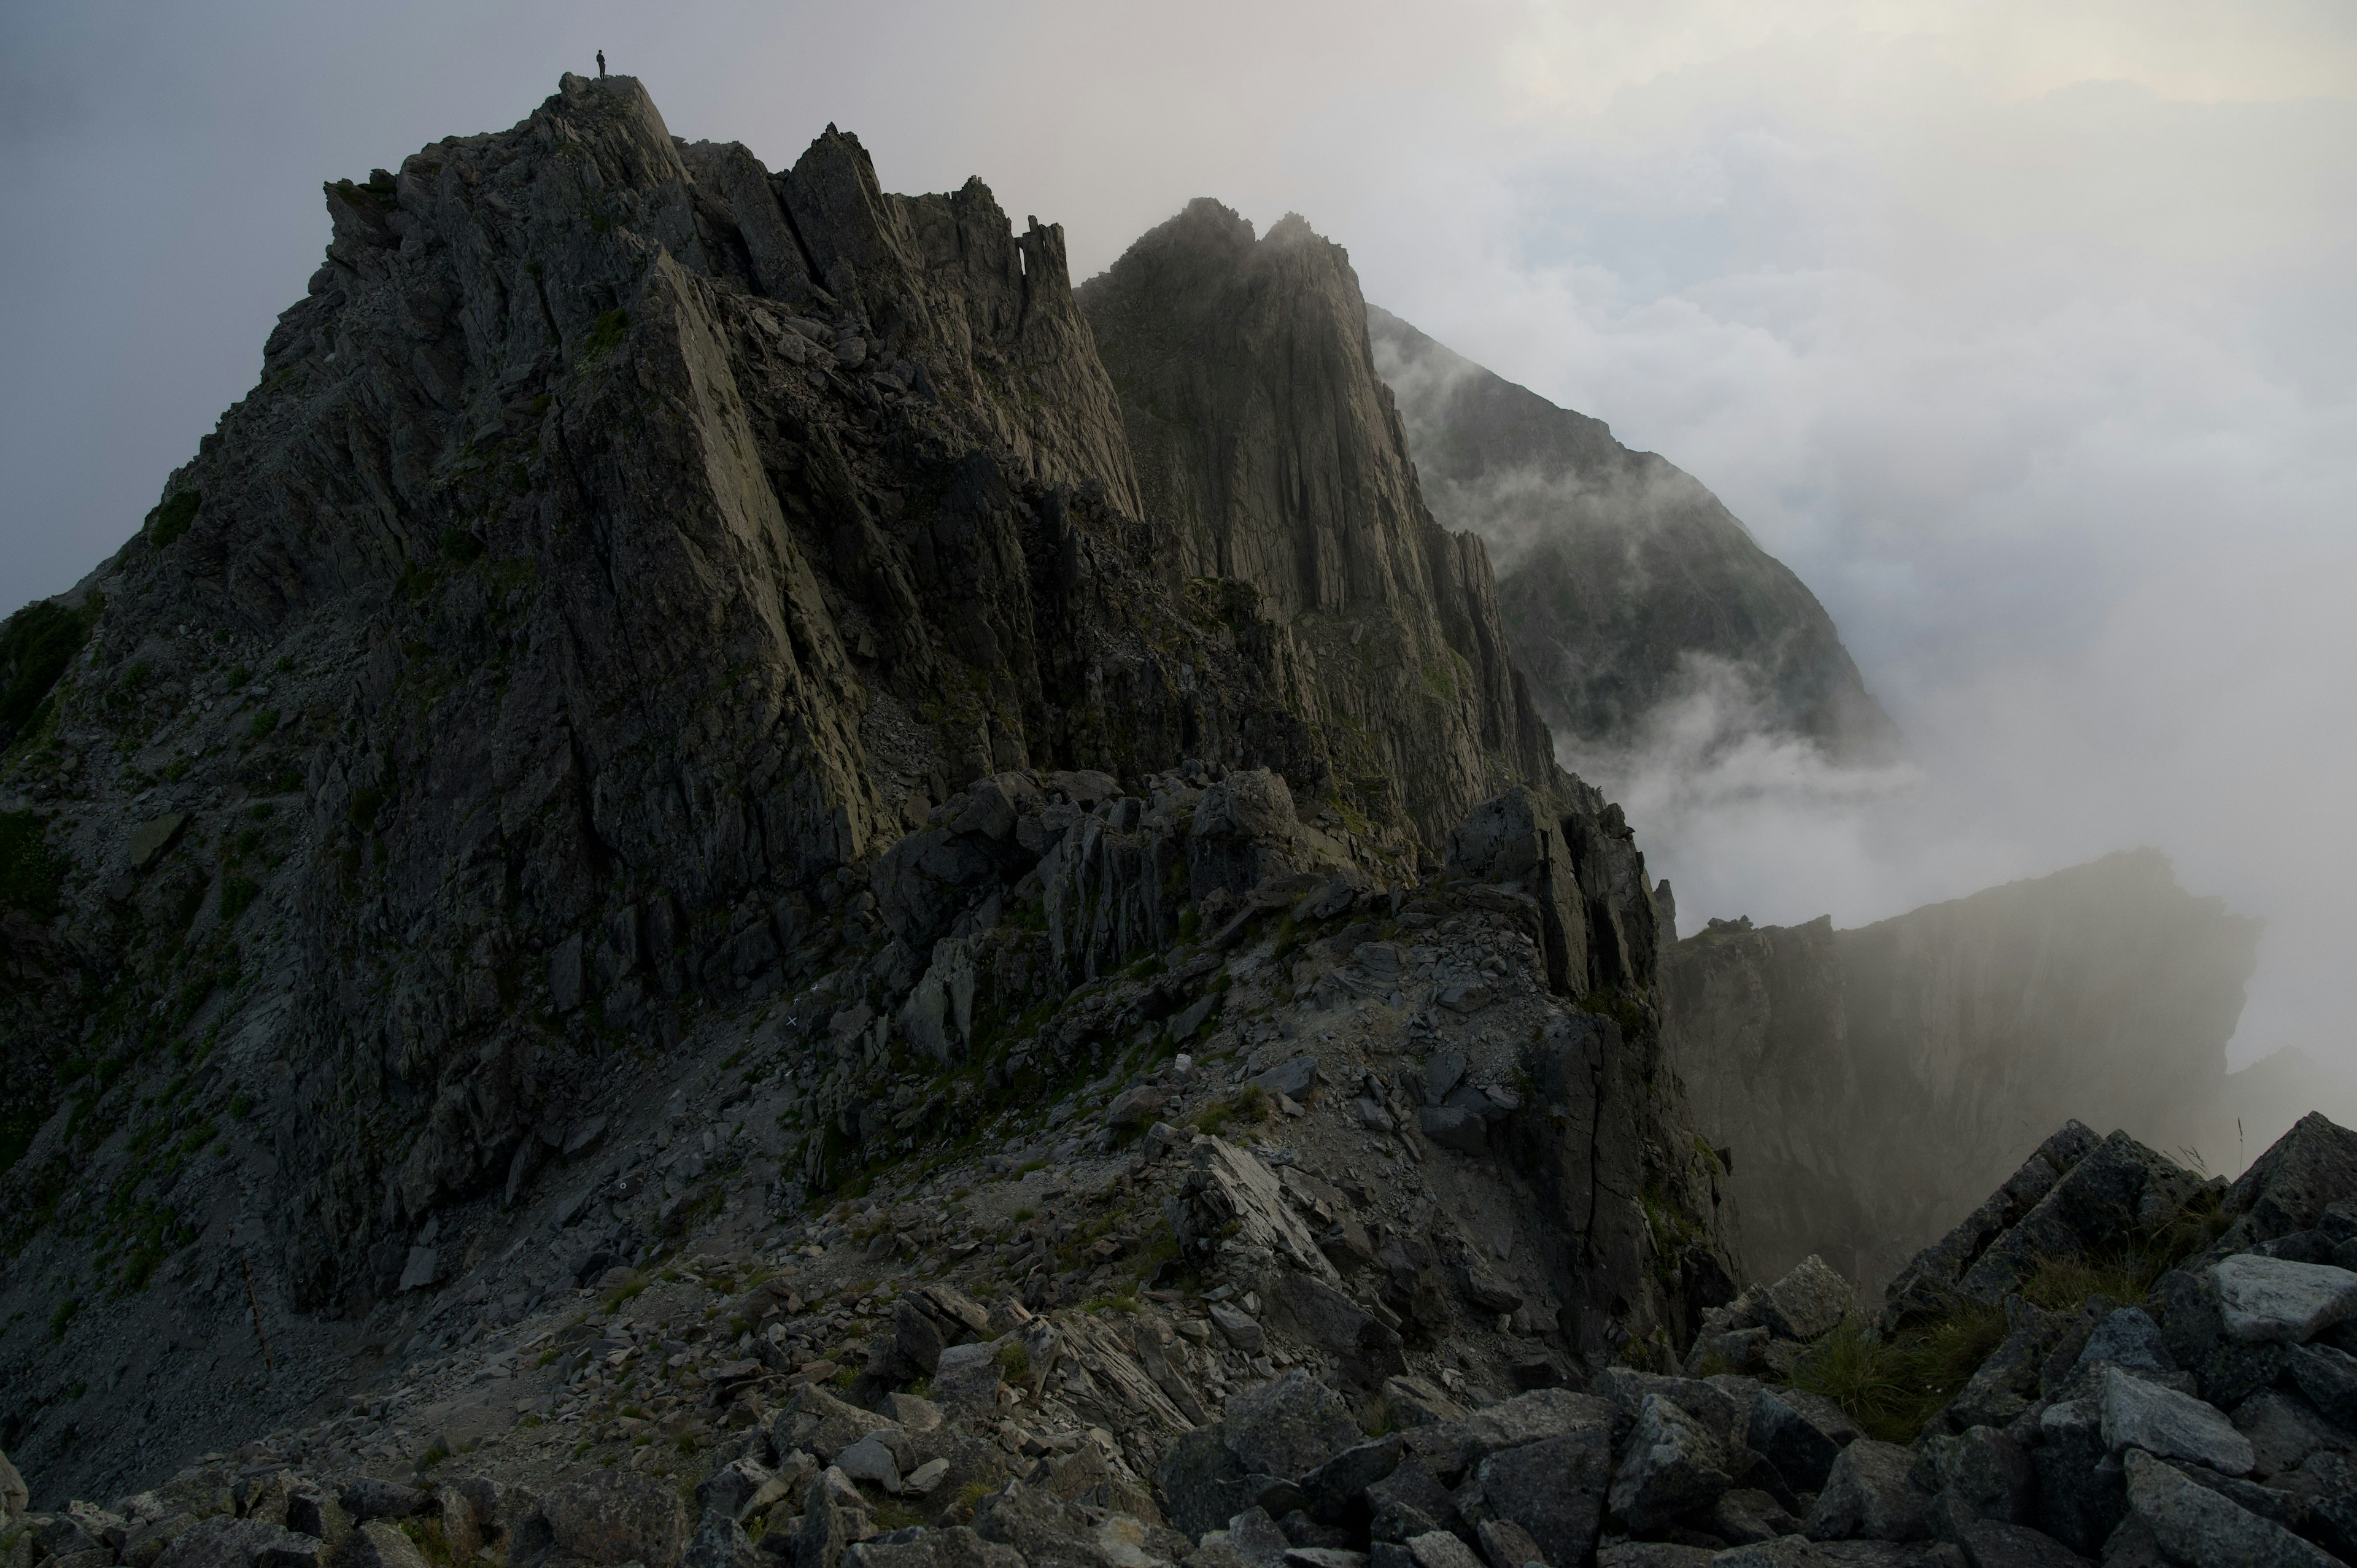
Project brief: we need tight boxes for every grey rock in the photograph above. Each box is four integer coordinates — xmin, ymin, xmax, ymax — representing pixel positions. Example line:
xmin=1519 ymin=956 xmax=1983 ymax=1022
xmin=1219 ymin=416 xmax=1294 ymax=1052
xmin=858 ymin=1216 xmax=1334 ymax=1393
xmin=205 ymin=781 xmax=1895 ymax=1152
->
xmin=1267 ymin=1273 xmax=1407 ymax=1391
xmin=341 ymin=1481 xmax=430 ymax=1523
xmin=1608 ymin=1392 xmax=1732 ymax=1534
xmin=329 ymin=1524 xmax=422 ymax=1568
xmin=1298 ymin=1437 xmax=1403 ymax=1524
xmin=771 ymin=1386 xmax=900 ymax=1464
xmin=683 ymin=1509 xmax=760 ymax=1568
xmin=2212 ymin=1255 xmax=2357 ymax=1345
xmin=835 ymin=1434 xmax=904 ymax=1494
xmin=1211 ymin=1303 xmax=1266 ymax=1353
xmin=696 ymin=1459 xmax=780 ymax=1524
xmin=533 ymin=1472 xmax=690 ymax=1568
xmin=1172 ymin=1138 xmax=1340 ymax=1281
xmin=1224 ymin=1370 xmax=1363 ymax=1481
xmin=934 ymin=1343 xmax=1003 ymax=1418
xmin=154 ymin=1520 xmax=327 ymax=1568
xmin=2286 ymin=1342 xmax=2357 ymax=1427
xmin=1416 ymin=1107 xmax=1487 ymax=1155
xmin=1921 ymin=1426 xmax=2034 ymax=1532
xmin=1806 ymin=1440 xmax=1935 ymax=1543
xmin=1364 ymin=1462 xmax=1454 ymax=1544
xmin=1403 ymin=1532 xmax=1482 ymax=1568
xmin=789 ymin=1470 xmax=873 ymax=1568
xmin=1471 ymin=1429 xmax=1610 ymax=1567
xmin=2096 ymin=1365 xmax=2254 ymax=1475
xmin=1593 ymin=1547 xmax=1716 ymax=1568
xmin=0 ymin=1449 xmax=24 ymax=1518
xmin=1760 ymin=1256 xmax=1852 ymax=1342
xmin=2030 ymin=1401 xmax=2124 ymax=1556
xmin=1163 ymin=1426 xmax=1256 ymax=1542
xmin=1462 ymin=1388 xmax=1616 ymax=1459
xmin=1709 ymin=1488 xmax=1803 ymax=1546
xmin=1383 ymin=1377 xmax=1468 ymax=1430
xmin=2073 ymin=1309 xmax=2173 ymax=1377
xmin=396 ymin=1245 xmax=439 ymax=1292
xmin=1249 ymin=1057 xmax=1319 ymax=1101
xmin=1752 ymin=1386 xmax=1862 ymax=1492
xmin=1954 ymin=1520 xmax=2089 ymax=1567
xmin=1285 ymin=1552 xmax=1369 ymax=1568
xmin=2121 ymin=1448 xmax=2336 ymax=1567
xmin=1470 ymin=1521 xmax=1543 ymax=1568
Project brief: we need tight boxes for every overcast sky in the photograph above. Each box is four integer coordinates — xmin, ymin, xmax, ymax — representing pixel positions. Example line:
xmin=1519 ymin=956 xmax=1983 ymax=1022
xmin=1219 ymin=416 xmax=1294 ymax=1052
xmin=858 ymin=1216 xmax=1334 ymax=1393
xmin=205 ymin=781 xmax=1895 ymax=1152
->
xmin=5 ymin=1 xmax=2353 ymax=1082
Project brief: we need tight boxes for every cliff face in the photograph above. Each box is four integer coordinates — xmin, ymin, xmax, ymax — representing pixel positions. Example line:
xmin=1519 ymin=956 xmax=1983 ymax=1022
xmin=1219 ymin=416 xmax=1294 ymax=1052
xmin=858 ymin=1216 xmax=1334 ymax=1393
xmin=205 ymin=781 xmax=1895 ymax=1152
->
xmin=0 ymin=80 xmax=1725 ymax=1500
xmin=1076 ymin=204 xmax=1563 ymax=852
xmin=1662 ymin=848 xmax=2261 ymax=1289
xmin=1366 ymin=307 xmax=1896 ymax=762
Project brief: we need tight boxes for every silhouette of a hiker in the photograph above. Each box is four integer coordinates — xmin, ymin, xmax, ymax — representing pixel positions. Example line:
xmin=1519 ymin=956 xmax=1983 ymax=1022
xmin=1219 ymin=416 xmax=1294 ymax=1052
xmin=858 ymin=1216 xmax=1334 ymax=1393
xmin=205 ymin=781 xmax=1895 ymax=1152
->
xmin=596 ymin=51 xmax=606 ymax=78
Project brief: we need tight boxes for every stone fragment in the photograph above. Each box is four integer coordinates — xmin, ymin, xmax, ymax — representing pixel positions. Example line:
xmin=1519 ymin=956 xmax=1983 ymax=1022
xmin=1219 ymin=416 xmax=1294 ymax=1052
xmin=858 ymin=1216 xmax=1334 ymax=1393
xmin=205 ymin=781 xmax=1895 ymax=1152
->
xmin=1750 ymin=1386 xmax=1859 ymax=1492
xmin=771 ymin=1386 xmax=900 ymax=1464
xmin=2072 ymin=1307 xmax=2173 ymax=1375
xmin=2030 ymin=1400 xmax=2123 ymax=1556
xmin=2122 ymin=1448 xmax=2337 ymax=1568
xmin=1592 ymin=1548 xmax=1714 ymax=1568
xmin=1758 ymin=1254 xmax=1851 ymax=1342
xmin=1474 ymin=1431 xmax=1610 ymax=1567
xmin=341 ymin=1481 xmax=431 ymax=1523
xmin=1402 ymin=1532 xmax=1482 ymax=1568
xmin=325 ymin=1523 xmax=422 ymax=1568
xmin=397 ymin=1246 xmax=439 ymax=1292
xmin=1415 ymin=1107 xmax=1486 ymax=1154
xmin=1921 ymin=1425 xmax=2034 ymax=1531
xmin=904 ymin=1460 xmax=950 ymax=1497
xmin=1382 ymin=1376 xmax=1466 ymax=1429
xmin=834 ymin=1434 xmax=904 ymax=1494
xmin=1211 ymin=1303 xmax=1266 ymax=1353
xmin=682 ymin=1509 xmax=759 ymax=1568
xmin=2217 ymin=1113 xmax=2357 ymax=1256
xmin=0 ymin=1447 xmax=25 ymax=1517
xmin=2287 ymin=1342 xmax=2357 ymax=1427
xmin=934 ymin=1343 xmax=1003 ymax=1417
xmin=1107 ymin=1084 xmax=1172 ymax=1128
xmin=1805 ymin=1439 xmax=1935 ymax=1543
xmin=2211 ymin=1254 xmax=2357 ymax=1345
xmin=1608 ymin=1393 xmax=1731 ymax=1534
xmin=1954 ymin=1520 xmax=2090 ymax=1568
xmin=2096 ymin=1365 xmax=2254 ymax=1475
xmin=1706 ymin=1488 xmax=1800 ymax=1546
xmin=1461 ymin=1388 xmax=1615 ymax=1459
xmin=1172 ymin=1137 xmax=1339 ymax=1281
xmin=532 ymin=1472 xmax=689 ymax=1567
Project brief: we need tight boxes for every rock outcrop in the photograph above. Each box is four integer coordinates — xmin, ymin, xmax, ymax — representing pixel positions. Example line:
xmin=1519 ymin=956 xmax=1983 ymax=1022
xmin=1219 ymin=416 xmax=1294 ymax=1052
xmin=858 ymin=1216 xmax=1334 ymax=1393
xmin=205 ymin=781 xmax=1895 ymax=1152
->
xmin=0 ymin=77 xmax=1714 ymax=1512
xmin=1076 ymin=203 xmax=1563 ymax=849
xmin=1366 ymin=306 xmax=1896 ymax=762
xmin=1662 ymin=849 xmax=2262 ymax=1291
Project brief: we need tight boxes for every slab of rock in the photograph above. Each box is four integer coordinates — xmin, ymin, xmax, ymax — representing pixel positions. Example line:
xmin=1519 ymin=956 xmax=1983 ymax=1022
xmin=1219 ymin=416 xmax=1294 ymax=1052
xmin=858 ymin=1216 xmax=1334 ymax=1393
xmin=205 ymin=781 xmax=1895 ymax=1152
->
xmin=934 ymin=1343 xmax=1003 ymax=1417
xmin=328 ymin=1524 xmax=422 ymax=1568
xmin=1211 ymin=1302 xmax=1266 ymax=1353
xmin=1463 ymin=1388 xmax=1616 ymax=1459
xmin=1751 ymin=1386 xmax=1860 ymax=1493
xmin=1471 ymin=1518 xmax=1544 ymax=1568
xmin=1402 ymin=1532 xmax=1482 ymax=1568
xmin=772 ymin=1387 xmax=900 ymax=1464
xmin=681 ymin=1510 xmax=757 ymax=1568
xmin=1759 ymin=1255 xmax=1852 ymax=1342
xmin=2122 ymin=1448 xmax=2337 ymax=1568
xmin=2097 ymin=1365 xmax=2254 ymax=1475
xmin=2216 ymin=1113 xmax=2357 ymax=1256
xmin=1172 ymin=1137 xmax=1339 ymax=1281
xmin=1225 ymin=1370 xmax=1363 ymax=1481
xmin=533 ymin=1472 xmax=689 ymax=1568
xmin=1805 ymin=1439 xmax=1935 ymax=1543
xmin=2212 ymin=1254 xmax=2357 ymax=1345
xmin=1608 ymin=1393 xmax=1732 ymax=1534
xmin=1954 ymin=1520 xmax=2091 ymax=1567
xmin=1593 ymin=1547 xmax=1715 ymax=1568
xmin=1415 ymin=1106 xmax=1487 ymax=1154
xmin=154 ymin=1520 xmax=328 ymax=1568
xmin=1472 ymin=1429 xmax=1610 ymax=1567
xmin=2287 ymin=1342 xmax=2357 ymax=1427
xmin=834 ymin=1434 xmax=904 ymax=1494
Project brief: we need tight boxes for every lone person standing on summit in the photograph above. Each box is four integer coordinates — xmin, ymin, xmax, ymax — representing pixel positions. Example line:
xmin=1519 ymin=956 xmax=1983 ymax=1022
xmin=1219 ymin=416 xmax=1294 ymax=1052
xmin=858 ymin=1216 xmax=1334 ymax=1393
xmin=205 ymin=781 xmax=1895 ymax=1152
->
xmin=596 ymin=50 xmax=606 ymax=77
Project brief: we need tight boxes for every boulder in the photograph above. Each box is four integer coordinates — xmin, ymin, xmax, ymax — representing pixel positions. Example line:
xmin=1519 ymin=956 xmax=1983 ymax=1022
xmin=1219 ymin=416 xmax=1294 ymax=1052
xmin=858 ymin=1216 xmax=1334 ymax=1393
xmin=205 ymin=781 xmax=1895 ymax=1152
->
xmin=332 ymin=1524 xmax=425 ymax=1568
xmin=2211 ymin=1254 xmax=2357 ymax=1344
xmin=1266 ymin=1274 xmax=1407 ymax=1389
xmin=1749 ymin=1386 xmax=1860 ymax=1493
xmin=1805 ymin=1440 xmax=1935 ymax=1543
xmin=1705 ymin=1489 xmax=1800 ymax=1547
xmin=1159 ymin=1426 xmax=1253 ymax=1541
xmin=681 ymin=1510 xmax=759 ymax=1568
xmin=1462 ymin=1388 xmax=1616 ymax=1459
xmin=1211 ymin=1302 xmax=1266 ymax=1353
xmin=834 ymin=1434 xmax=904 ymax=1494
xmin=1171 ymin=1138 xmax=1339 ymax=1281
xmin=1954 ymin=1520 xmax=2092 ymax=1568
xmin=1402 ymin=1533 xmax=1482 ymax=1568
xmin=2096 ymin=1365 xmax=2254 ymax=1475
xmin=1608 ymin=1393 xmax=1731 ymax=1534
xmin=341 ymin=1481 xmax=430 ymax=1523
xmin=2121 ymin=1448 xmax=2337 ymax=1568
xmin=771 ymin=1386 xmax=900 ymax=1464
xmin=2215 ymin=1113 xmax=2357 ymax=1255
xmin=1364 ymin=1461 xmax=1455 ymax=1543
xmin=1190 ymin=771 xmax=1312 ymax=900
xmin=530 ymin=1472 xmax=689 ymax=1568
xmin=0 ymin=1448 xmax=26 ymax=1518
xmin=788 ymin=1470 xmax=872 ymax=1568
xmin=934 ymin=1343 xmax=1002 ymax=1418
xmin=2029 ymin=1401 xmax=2124 ymax=1556
xmin=1472 ymin=1518 xmax=1544 ymax=1568
xmin=2286 ymin=1342 xmax=2357 ymax=1427
xmin=1224 ymin=1370 xmax=1363 ymax=1481
xmin=153 ymin=1520 xmax=328 ymax=1568
xmin=1920 ymin=1425 xmax=2034 ymax=1533
xmin=1758 ymin=1256 xmax=1852 ymax=1342
xmin=1415 ymin=1108 xmax=1487 ymax=1155
xmin=1471 ymin=1431 xmax=1610 ymax=1567
xmin=2072 ymin=1307 xmax=2173 ymax=1377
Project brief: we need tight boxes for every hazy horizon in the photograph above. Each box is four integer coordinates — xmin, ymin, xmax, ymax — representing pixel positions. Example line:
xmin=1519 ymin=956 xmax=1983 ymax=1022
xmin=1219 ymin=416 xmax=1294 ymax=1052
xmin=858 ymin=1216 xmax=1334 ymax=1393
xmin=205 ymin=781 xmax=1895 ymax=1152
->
xmin=5 ymin=2 xmax=2351 ymax=1094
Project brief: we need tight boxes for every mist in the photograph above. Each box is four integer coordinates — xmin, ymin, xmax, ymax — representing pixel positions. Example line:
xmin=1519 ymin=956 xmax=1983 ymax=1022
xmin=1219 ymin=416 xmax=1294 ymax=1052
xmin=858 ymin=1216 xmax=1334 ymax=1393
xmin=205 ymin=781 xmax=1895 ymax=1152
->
xmin=4 ymin=1 xmax=2352 ymax=1086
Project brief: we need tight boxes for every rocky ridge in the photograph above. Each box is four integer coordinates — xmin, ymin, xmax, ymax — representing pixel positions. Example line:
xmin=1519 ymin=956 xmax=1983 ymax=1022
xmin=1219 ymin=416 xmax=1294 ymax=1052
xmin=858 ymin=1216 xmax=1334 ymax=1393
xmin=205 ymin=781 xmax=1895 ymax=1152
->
xmin=8 ymin=1095 xmax=2353 ymax=1568
xmin=1662 ymin=850 xmax=2263 ymax=1292
xmin=0 ymin=73 xmax=1701 ymax=1522
xmin=1364 ymin=307 xmax=1895 ymax=763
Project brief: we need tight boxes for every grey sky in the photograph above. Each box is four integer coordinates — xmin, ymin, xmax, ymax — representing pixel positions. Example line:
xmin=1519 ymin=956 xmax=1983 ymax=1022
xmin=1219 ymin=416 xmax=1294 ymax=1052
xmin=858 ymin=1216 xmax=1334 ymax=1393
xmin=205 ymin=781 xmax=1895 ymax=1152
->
xmin=5 ymin=2 xmax=2353 ymax=1077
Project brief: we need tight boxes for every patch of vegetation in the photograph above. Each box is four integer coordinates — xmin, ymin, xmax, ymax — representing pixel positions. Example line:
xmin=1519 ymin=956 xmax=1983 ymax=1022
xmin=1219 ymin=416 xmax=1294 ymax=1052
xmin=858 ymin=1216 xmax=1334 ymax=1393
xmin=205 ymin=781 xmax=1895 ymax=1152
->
xmin=994 ymin=1341 xmax=1029 ymax=1380
xmin=438 ymin=528 xmax=486 ymax=564
xmin=1784 ymin=1300 xmax=2010 ymax=1444
xmin=47 ymin=1297 xmax=80 ymax=1341
xmin=247 ymin=707 xmax=280 ymax=744
xmin=584 ymin=309 xmax=630 ymax=361
xmin=147 ymin=490 xmax=201 ymax=547
xmin=219 ymin=874 xmax=261 ymax=925
xmin=0 ymin=809 xmax=64 ymax=919
xmin=0 ymin=596 xmax=100 ymax=750
xmin=602 ymin=1272 xmax=650 ymax=1311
